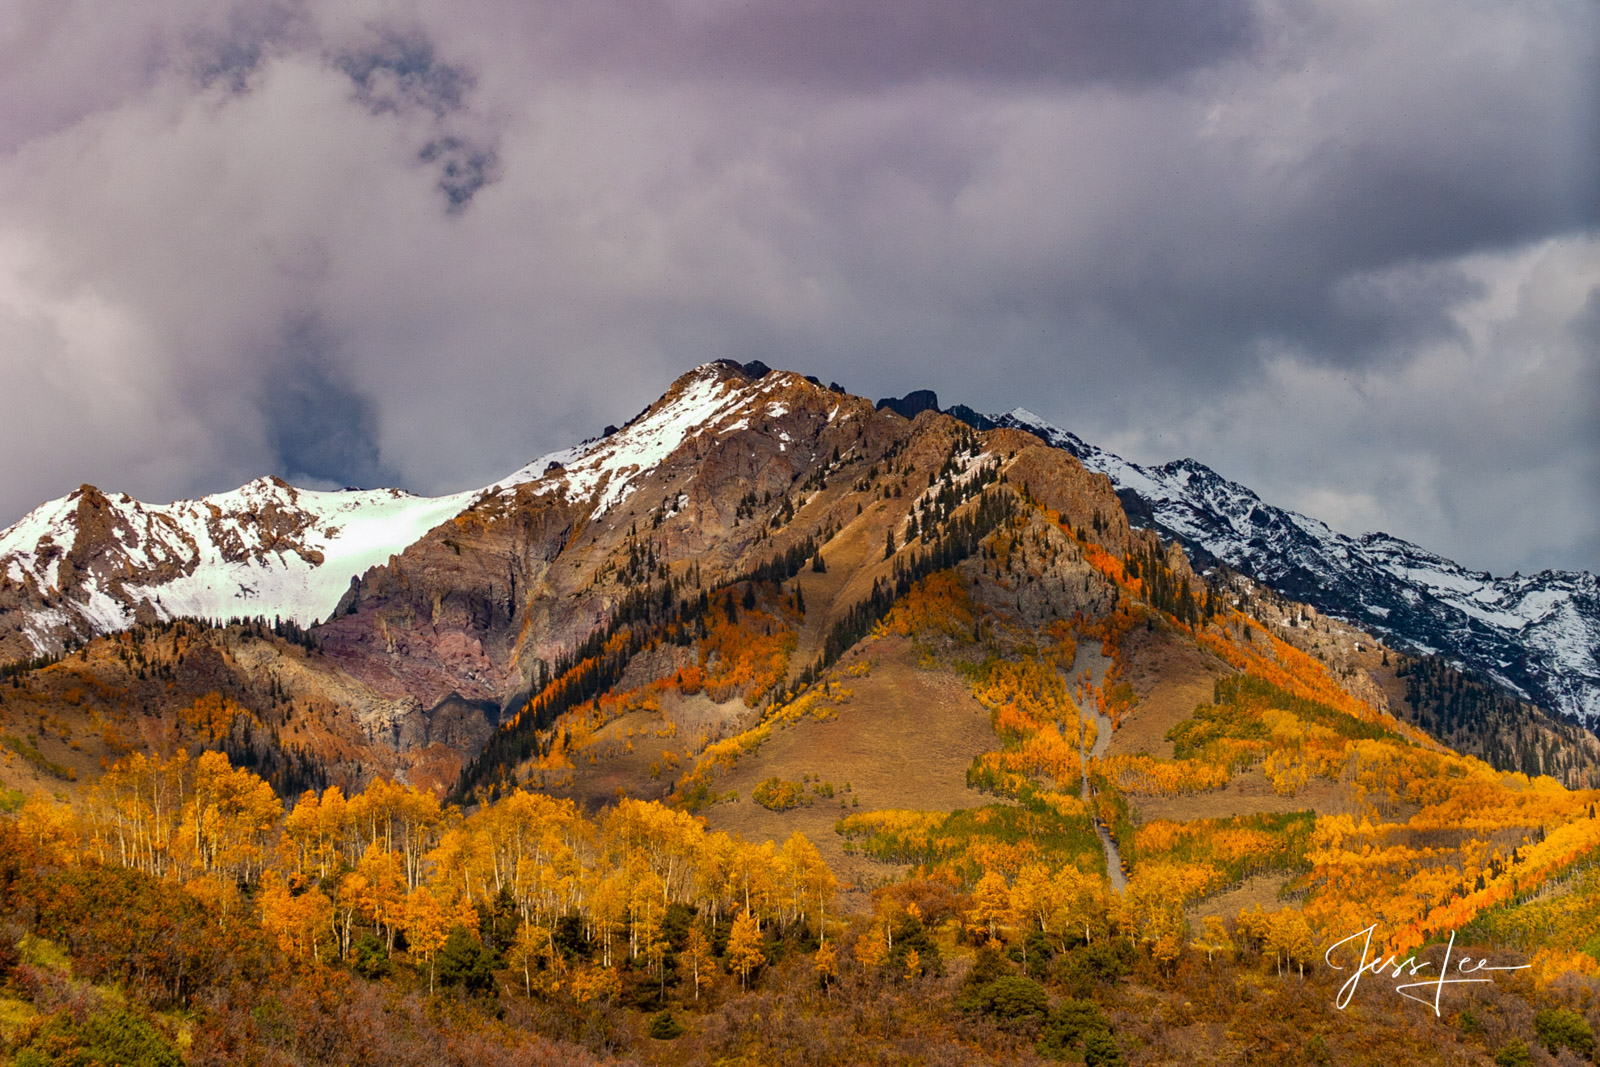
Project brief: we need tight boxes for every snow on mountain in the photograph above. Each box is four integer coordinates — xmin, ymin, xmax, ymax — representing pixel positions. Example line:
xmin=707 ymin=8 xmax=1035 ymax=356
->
xmin=511 ymin=363 xmax=777 ymax=516
xmin=995 ymin=409 xmax=1600 ymax=726
xmin=0 ymin=480 xmax=481 ymax=639
xmin=0 ymin=363 xmax=798 ymax=657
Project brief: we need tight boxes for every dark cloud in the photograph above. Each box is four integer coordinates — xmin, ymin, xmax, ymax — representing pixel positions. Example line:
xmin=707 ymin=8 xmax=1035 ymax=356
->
xmin=336 ymin=30 xmax=474 ymax=117
xmin=259 ymin=320 xmax=397 ymax=490
xmin=554 ymin=0 xmax=1258 ymax=90
xmin=419 ymin=137 xmax=500 ymax=210
xmin=185 ymin=2 xmax=307 ymax=92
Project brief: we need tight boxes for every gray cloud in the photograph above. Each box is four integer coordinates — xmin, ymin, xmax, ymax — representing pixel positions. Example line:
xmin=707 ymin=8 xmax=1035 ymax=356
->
xmin=260 ymin=318 xmax=397 ymax=489
xmin=542 ymin=0 xmax=1258 ymax=90
xmin=0 ymin=0 xmax=1594 ymax=576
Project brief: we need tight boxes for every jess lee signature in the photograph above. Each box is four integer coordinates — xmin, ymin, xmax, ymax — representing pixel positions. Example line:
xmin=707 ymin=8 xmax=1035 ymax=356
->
xmin=1325 ymin=925 xmax=1530 ymax=1016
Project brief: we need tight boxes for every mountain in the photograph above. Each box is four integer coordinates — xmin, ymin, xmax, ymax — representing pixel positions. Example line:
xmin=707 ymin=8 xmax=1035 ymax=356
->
xmin=994 ymin=408 xmax=1600 ymax=728
xmin=0 ymin=360 xmax=786 ymax=663
xmin=2 ymin=361 xmax=1595 ymax=806
xmin=0 ymin=478 xmax=480 ymax=659
xmin=5 ymin=360 xmax=1184 ymax=803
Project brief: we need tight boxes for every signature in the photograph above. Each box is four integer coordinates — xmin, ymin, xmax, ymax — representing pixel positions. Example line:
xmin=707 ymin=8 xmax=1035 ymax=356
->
xmin=1325 ymin=924 xmax=1530 ymax=1016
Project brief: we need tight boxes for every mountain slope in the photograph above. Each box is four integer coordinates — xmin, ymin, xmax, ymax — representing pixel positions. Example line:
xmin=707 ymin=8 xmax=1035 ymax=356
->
xmin=994 ymin=408 xmax=1600 ymax=727
xmin=0 ymin=479 xmax=480 ymax=656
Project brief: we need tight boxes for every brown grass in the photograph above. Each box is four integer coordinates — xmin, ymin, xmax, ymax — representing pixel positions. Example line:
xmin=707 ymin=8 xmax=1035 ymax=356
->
xmin=1106 ymin=625 xmax=1227 ymax=762
xmin=699 ymin=636 xmax=1003 ymax=908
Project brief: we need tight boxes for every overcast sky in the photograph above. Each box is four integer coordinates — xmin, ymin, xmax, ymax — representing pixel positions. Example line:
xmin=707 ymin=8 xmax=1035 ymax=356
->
xmin=1 ymin=0 xmax=1595 ymax=577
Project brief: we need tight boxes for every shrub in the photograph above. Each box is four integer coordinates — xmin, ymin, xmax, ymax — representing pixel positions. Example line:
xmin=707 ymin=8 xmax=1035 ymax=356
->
xmin=959 ymin=976 xmax=1049 ymax=1021
xmin=1054 ymin=940 xmax=1131 ymax=996
xmin=649 ymin=1011 xmax=684 ymax=1039
xmin=964 ymin=943 xmax=1011 ymax=988
xmin=1038 ymin=999 xmax=1115 ymax=1061
xmin=1493 ymin=1039 xmax=1533 ymax=1067
xmin=1082 ymin=1029 xmax=1127 ymax=1067
xmin=752 ymin=777 xmax=804 ymax=811
xmin=12 ymin=1009 xmax=183 ymax=1067
xmin=1533 ymin=1008 xmax=1594 ymax=1059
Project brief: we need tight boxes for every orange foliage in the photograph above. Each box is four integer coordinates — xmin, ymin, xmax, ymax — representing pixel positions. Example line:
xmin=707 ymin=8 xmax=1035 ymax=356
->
xmin=179 ymin=691 xmax=257 ymax=743
xmin=1194 ymin=617 xmax=1423 ymax=743
xmin=696 ymin=601 xmax=796 ymax=705
xmin=880 ymin=571 xmax=975 ymax=642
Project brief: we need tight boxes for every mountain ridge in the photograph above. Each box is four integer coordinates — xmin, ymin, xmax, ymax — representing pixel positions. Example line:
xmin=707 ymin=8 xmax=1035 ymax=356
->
xmin=993 ymin=407 xmax=1600 ymax=727
xmin=2 ymin=364 xmax=1595 ymax=737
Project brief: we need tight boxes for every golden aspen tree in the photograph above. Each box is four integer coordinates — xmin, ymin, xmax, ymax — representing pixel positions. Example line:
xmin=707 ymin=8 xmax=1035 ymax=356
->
xmin=331 ymin=870 xmax=367 ymax=960
xmin=404 ymin=886 xmax=450 ymax=994
xmin=727 ymin=909 xmax=765 ymax=990
xmin=779 ymin=831 xmax=838 ymax=934
xmin=355 ymin=842 xmax=407 ymax=950
xmin=1265 ymin=910 xmax=1317 ymax=978
xmin=968 ymin=869 xmax=1013 ymax=944
xmin=258 ymin=874 xmax=334 ymax=963
xmin=17 ymin=793 xmax=80 ymax=864
xmin=283 ymin=790 xmax=321 ymax=878
xmin=1050 ymin=863 xmax=1112 ymax=947
xmin=569 ymin=965 xmax=621 ymax=1004
xmin=854 ymin=923 xmax=890 ymax=969
xmin=586 ymin=868 xmax=630 ymax=968
xmin=317 ymin=784 xmax=352 ymax=870
xmin=683 ymin=925 xmax=713 ymax=1000
xmin=814 ymin=938 xmax=839 ymax=992
xmin=509 ymin=921 xmax=557 ymax=997
xmin=1194 ymin=915 xmax=1234 ymax=966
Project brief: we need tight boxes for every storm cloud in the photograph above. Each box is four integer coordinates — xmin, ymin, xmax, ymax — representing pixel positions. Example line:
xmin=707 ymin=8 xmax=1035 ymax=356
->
xmin=0 ymin=0 xmax=1595 ymax=575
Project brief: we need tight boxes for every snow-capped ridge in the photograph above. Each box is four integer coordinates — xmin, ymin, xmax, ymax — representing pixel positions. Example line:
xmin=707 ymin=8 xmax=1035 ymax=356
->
xmin=991 ymin=408 xmax=1600 ymax=725
xmin=0 ymin=362 xmax=840 ymax=656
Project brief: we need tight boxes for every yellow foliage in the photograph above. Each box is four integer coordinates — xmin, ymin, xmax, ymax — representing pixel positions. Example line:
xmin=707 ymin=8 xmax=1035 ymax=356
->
xmin=1097 ymin=753 xmax=1228 ymax=796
